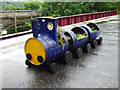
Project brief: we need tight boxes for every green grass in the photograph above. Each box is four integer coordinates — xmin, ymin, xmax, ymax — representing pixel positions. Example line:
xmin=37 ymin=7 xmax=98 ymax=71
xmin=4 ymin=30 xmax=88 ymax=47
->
xmin=91 ymin=27 xmax=97 ymax=33
xmin=76 ymin=33 xmax=86 ymax=40
xmin=92 ymin=30 xmax=97 ymax=33
xmin=57 ymin=32 xmax=64 ymax=46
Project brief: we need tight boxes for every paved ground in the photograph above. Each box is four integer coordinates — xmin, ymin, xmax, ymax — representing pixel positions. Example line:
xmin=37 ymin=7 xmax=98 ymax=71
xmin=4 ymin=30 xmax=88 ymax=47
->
xmin=0 ymin=15 xmax=119 ymax=88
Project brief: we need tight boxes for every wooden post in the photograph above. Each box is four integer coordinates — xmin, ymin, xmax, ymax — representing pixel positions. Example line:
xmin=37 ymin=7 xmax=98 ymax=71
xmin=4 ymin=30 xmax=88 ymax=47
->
xmin=30 ymin=11 xmax=32 ymax=18
xmin=14 ymin=14 xmax=17 ymax=34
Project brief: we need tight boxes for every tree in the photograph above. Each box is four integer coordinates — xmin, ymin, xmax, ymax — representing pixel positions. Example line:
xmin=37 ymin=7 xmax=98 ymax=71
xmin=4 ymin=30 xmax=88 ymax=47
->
xmin=38 ymin=2 xmax=119 ymax=17
xmin=1 ymin=3 xmax=15 ymax=10
xmin=23 ymin=2 xmax=41 ymax=10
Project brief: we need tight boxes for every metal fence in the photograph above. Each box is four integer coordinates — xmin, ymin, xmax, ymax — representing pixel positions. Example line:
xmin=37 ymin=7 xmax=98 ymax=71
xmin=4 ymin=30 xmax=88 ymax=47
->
xmin=0 ymin=10 xmax=117 ymax=36
xmin=57 ymin=10 xmax=117 ymax=26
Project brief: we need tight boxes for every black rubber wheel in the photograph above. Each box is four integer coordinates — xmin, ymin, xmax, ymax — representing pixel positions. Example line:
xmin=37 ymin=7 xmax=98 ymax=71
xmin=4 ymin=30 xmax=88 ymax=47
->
xmin=97 ymin=37 xmax=103 ymax=45
xmin=91 ymin=40 xmax=98 ymax=49
xmin=49 ymin=63 xmax=57 ymax=73
xmin=83 ymin=43 xmax=91 ymax=53
xmin=75 ymin=48 xmax=83 ymax=58
xmin=63 ymin=51 xmax=73 ymax=64
xmin=25 ymin=59 xmax=33 ymax=67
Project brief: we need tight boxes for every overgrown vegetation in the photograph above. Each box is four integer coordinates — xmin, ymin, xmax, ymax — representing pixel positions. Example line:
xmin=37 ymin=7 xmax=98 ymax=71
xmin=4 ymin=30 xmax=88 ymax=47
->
xmin=7 ymin=22 xmax=31 ymax=34
xmin=76 ymin=33 xmax=87 ymax=40
xmin=0 ymin=2 xmax=119 ymax=35
xmin=1 ymin=2 xmax=119 ymax=15
xmin=91 ymin=27 xmax=98 ymax=33
xmin=0 ymin=2 xmax=24 ymax=10
xmin=40 ymin=2 xmax=119 ymax=16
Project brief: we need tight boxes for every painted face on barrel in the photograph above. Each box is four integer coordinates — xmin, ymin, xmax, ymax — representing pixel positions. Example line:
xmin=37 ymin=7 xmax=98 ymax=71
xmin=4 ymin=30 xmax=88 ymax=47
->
xmin=24 ymin=38 xmax=46 ymax=65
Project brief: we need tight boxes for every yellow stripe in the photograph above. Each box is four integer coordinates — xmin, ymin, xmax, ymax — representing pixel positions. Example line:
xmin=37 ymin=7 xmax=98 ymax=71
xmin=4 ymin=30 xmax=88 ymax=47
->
xmin=24 ymin=38 xmax=45 ymax=65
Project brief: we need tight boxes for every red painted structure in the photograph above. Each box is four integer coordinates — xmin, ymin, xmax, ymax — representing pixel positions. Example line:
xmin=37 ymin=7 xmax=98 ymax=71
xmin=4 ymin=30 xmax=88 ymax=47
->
xmin=57 ymin=10 xmax=117 ymax=26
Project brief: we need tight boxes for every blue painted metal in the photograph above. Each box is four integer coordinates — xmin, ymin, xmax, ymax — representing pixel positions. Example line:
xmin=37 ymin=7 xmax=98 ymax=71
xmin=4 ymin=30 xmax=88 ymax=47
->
xmin=66 ymin=27 xmax=89 ymax=50
xmin=31 ymin=17 xmax=58 ymax=43
xmin=87 ymin=23 xmax=100 ymax=42
xmin=81 ymin=23 xmax=100 ymax=43
xmin=76 ymin=26 xmax=89 ymax=48
xmin=35 ymin=32 xmax=68 ymax=62
xmin=30 ymin=17 xmax=100 ymax=65
xmin=31 ymin=17 xmax=68 ymax=63
xmin=65 ymin=30 xmax=77 ymax=50
xmin=31 ymin=18 xmax=38 ymax=37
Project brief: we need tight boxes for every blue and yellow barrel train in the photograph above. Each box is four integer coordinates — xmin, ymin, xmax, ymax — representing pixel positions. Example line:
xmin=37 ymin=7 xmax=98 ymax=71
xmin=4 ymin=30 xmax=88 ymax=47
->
xmin=24 ymin=17 xmax=103 ymax=73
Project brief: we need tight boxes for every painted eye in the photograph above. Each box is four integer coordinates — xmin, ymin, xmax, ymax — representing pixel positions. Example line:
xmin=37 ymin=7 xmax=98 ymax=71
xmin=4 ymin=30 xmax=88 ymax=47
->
xmin=26 ymin=53 xmax=32 ymax=60
xmin=37 ymin=56 xmax=43 ymax=63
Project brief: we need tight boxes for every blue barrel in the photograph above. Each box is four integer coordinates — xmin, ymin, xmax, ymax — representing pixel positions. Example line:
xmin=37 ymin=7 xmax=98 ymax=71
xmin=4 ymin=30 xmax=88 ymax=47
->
xmin=64 ymin=26 xmax=89 ymax=51
xmin=81 ymin=23 xmax=100 ymax=43
xmin=25 ymin=32 xmax=68 ymax=65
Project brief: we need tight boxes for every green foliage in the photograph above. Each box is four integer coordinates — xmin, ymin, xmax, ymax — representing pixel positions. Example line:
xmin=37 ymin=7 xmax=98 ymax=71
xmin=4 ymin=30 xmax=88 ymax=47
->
xmin=23 ymin=2 xmax=41 ymax=10
xmin=1 ymin=2 xmax=119 ymax=35
xmin=1 ymin=2 xmax=119 ymax=14
xmin=91 ymin=27 xmax=97 ymax=33
xmin=38 ymin=2 xmax=119 ymax=17
xmin=7 ymin=22 xmax=31 ymax=34
xmin=10 ymin=7 xmax=22 ymax=10
xmin=7 ymin=2 xmax=24 ymax=8
xmin=1 ymin=3 xmax=15 ymax=10
xmin=76 ymin=33 xmax=86 ymax=40
xmin=93 ymin=2 xmax=118 ymax=12
xmin=0 ymin=2 xmax=24 ymax=10
xmin=40 ymin=2 xmax=80 ymax=16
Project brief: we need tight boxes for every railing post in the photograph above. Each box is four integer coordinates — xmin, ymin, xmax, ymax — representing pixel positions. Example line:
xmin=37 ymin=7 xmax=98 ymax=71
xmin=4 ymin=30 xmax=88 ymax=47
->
xmin=79 ymin=15 xmax=81 ymax=22
xmin=67 ymin=17 xmax=69 ymax=25
xmin=57 ymin=19 xmax=60 ymax=26
xmin=84 ymin=15 xmax=87 ymax=21
xmin=92 ymin=14 xmax=94 ymax=19
xmin=82 ymin=15 xmax=86 ymax=21
xmin=64 ymin=17 xmax=66 ymax=26
xmin=61 ymin=18 xmax=64 ymax=26
xmin=95 ymin=14 xmax=97 ymax=19
xmin=104 ymin=12 xmax=105 ymax=17
xmin=86 ymin=15 xmax=88 ymax=21
xmin=100 ymin=13 xmax=102 ymax=17
xmin=89 ymin=14 xmax=92 ymax=20
xmin=113 ymin=11 xmax=115 ymax=15
xmin=81 ymin=15 xmax=83 ymax=22
xmin=102 ymin=13 xmax=104 ymax=17
xmin=75 ymin=16 xmax=78 ymax=23
xmin=71 ymin=16 xmax=75 ymax=24
xmin=110 ymin=12 xmax=112 ymax=16
xmin=30 ymin=11 xmax=33 ymax=19
xmin=115 ymin=10 xmax=117 ymax=15
xmin=14 ymin=14 xmax=17 ymax=34
xmin=97 ymin=13 xmax=99 ymax=19
xmin=69 ymin=17 xmax=72 ymax=24
xmin=105 ymin=12 xmax=107 ymax=17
